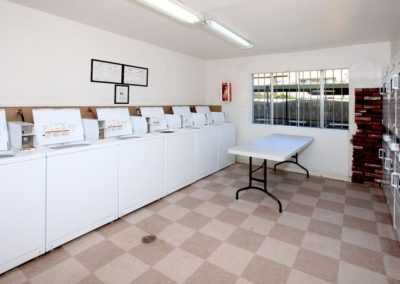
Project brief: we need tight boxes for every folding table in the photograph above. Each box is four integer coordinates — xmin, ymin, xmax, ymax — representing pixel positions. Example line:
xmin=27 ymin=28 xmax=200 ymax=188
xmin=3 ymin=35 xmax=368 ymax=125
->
xmin=228 ymin=134 xmax=313 ymax=212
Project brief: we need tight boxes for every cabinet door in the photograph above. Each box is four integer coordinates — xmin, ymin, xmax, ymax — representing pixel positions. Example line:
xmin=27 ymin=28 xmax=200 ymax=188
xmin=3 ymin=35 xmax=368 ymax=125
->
xmin=218 ymin=125 xmax=236 ymax=170
xmin=46 ymin=146 xmax=118 ymax=250
xmin=0 ymin=158 xmax=46 ymax=274
xmin=195 ymin=128 xmax=218 ymax=180
xmin=165 ymin=133 xmax=195 ymax=194
xmin=119 ymin=137 xmax=165 ymax=217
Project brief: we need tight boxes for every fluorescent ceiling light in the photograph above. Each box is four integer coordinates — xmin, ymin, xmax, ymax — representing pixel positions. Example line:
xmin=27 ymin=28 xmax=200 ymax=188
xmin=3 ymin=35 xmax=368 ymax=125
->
xmin=201 ymin=20 xmax=254 ymax=49
xmin=137 ymin=0 xmax=202 ymax=24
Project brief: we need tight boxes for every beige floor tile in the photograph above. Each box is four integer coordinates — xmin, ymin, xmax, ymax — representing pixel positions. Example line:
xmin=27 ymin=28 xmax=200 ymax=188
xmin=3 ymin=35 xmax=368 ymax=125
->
xmin=379 ymin=237 xmax=400 ymax=258
xmin=190 ymin=188 xmax=216 ymax=200
xmin=0 ymin=269 xmax=27 ymax=284
xmin=252 ymin=204 xmax=281 ymax=221
xmin=199 ymin=219 xmax=236 ymax=241
xmin=76 ymin=275 xmax=103 ymax=284
xmin=175 ymin=196 xmax=203 ymax=210
xmin=301 ymin=181 xmax=324 ymax=191
xmin=285 ymin=202 xmax=314 ymax=217
xmin=343 ymin=215 xmax=378 ymax=234
xmin=208 ymin=193 xmax=235 ymax=207
xmin=287 ymin=269 xmax=331 ymax=284
xmin=242 ymin=255 xmax=290 ymax=284
xmin=320 ymin=192 xmax=346 ymax=204
xmin=377 ymin=222 xmax=398 ymax=240
xmin=131 ymin=268 xmax=175 ymax=284
xmin=337 ymin=261 xmax=388 ymax=284
xmin=228 ymin=199 xmax=258 ymax=214
xmin=383 ymin=255 xmax=400 ymax=281
xmin=181 ymin=232 xmax=222 ymax=259
xmin=240 ymin=215 xmax=275 ymax=236
xmin=97 ymin=219 xmax=131 ymax=238
xmin=269 ymin=223 xmax=305 ymax=246
xmin=344 ymin=205 xmax=376 ymax=221
xmin=346 ymin=189 xmax=373 ymax=201
xmin=340 ymin=242 xmax=385 ymax=274
xmin=30 ymin=258 xmax=90 ymax=284
xmin=275 ymin=182 xmax=298 ymax=193
xmin=342 ymin=227 xmax=381 ymax=252
xmin=186 ymin=262 xmax=238 ymax=284
xmin=277 ymin=211 xmax=311 ymax=230
xmin=156 ymin=204 xmax=190 ymax=221
xmin=325 ymin=179 xmax=347 ymax=189
xmin=122 ymin=208 xmax=153 ymax=224
xmin=146 ymin=199 xmax=171 ymax=212
xmin=109 ymin=225 xmax=146 ymax=251
xmin=177 ymin=211 xmax=211 ymax=230
xmin=235 ymin=277 xmax=253 ymax=284
xmin=215 ymin=208 xmax=248 ymax=226
xmin=316 ymin=199 xmax=345 ymax=213
xmin=297 ymin=187 xmax=321 ymax=198
xmin=129 ymin=239 xmax=174 ymax=266
xmin=153 ymin=248 xmax=203 ymax=283
xmin=294 ymin=249 xmax=339 ymax=283
xmin=194 ymin=202 xmax=226 ymax=218
xmin=291 ymin=194 xmax=318 ymax=207
xmin=19 ymin=247 xmax=71 ymax=279
xmin=164 ymin=191 xmax=186 ymax=203
xmin=207 ymin=243 xmax=254 ymax=276
xmin=307 ymin=219 xmax=342 ymax=240
xmin=257 ymin=237 xmax=299 ymax=266
xmin=312 ymin=208 xmax=344 ymax=225
xmin=158 ymin=222 xmax=195 ymax=246
xmin=135 ymin=214 xmax=172 ymax=234
xmin=226 ymin=228 xmax=265 ymax=253
xmin=345 ymin=196 xmax=374 ymax=210
xmin=75 ymin=240 xmax=124 ymax=272
xmin=301 ymin=232 xmax=341 ymax=259
xmin=64 ymin=231 xmax=105 ymax=255
xmin=373 ymin=202 xmax=390 ymax=214
xmin=95 ymin=253 xmax=148 ymax=284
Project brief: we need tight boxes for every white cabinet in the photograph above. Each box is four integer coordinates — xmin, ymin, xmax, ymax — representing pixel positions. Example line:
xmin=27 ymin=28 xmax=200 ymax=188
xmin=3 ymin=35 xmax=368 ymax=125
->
xmin=165 ymin=131 xmax=195 ymax=194
xmin=118 ymin=136 xmax=165 ymax=217
xmin=46 ymin=144 xmax=118 ymax=251
xmin=195 ymin=127 xmax=218 ymax=180
xmin=0 ymin=153 xmax=46 ymax=274
xmin=218 ymin=124 xmax=236 ymax=170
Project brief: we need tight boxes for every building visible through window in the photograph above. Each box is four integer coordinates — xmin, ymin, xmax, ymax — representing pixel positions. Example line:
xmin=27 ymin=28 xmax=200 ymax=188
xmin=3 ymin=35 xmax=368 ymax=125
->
xmin=252 ymin=69 xmax=349 ymax=129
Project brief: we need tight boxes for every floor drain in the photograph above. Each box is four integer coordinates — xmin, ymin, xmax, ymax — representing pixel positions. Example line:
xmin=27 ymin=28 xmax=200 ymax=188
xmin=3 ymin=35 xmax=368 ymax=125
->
xmin=142 ymin=235 xmax=156 ymax=244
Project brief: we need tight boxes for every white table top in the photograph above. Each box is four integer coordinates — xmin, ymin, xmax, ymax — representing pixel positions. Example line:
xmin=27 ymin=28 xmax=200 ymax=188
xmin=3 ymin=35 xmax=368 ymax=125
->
xmin=228 ymin=134 xmax=313 ymax=162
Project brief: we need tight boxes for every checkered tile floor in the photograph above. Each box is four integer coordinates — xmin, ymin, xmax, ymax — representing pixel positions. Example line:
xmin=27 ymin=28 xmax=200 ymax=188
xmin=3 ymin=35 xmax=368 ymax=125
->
xmin=1 ymin=163 xmax=400 ymax=284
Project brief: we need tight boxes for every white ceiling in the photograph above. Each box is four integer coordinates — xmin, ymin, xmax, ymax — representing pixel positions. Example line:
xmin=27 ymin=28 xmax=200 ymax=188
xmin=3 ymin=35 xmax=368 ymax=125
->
xmin=8 ymin=0 xmax=400 ymax=60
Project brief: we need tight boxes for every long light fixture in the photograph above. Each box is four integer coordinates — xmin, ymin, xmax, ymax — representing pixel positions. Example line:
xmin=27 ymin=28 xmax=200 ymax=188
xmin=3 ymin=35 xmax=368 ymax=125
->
xmin=137 ymin=0 xmax=202 ymax=24
xmin=201 ymin=20 xmax=254 ymax=49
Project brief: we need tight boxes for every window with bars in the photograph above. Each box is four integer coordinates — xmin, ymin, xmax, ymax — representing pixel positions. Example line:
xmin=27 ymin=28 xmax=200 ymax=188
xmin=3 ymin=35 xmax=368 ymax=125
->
xmin=252 ymin=69 xmax=349 ymax=129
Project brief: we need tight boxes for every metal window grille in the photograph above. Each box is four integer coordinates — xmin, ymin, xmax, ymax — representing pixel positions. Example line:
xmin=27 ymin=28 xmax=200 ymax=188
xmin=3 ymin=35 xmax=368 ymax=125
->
xmin=252 ymin=68 xmax=349 ymax=129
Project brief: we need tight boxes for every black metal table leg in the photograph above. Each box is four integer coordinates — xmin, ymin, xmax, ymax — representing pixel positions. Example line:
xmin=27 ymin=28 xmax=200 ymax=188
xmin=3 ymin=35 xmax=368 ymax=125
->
xmin=235 ymin=157 xmax=282 ymax=213
xmin=273 ymin=153 xmax=309 ymax=178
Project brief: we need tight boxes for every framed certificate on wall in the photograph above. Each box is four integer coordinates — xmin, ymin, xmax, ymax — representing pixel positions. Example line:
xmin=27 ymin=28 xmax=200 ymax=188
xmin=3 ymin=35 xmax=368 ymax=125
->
xmin=91 ymin=59 xmax=123 ymax=84
xmin=114 ymin=85 xmax=129 ymax=104
xmin=123 ymin=64 xmax=148 ymax=87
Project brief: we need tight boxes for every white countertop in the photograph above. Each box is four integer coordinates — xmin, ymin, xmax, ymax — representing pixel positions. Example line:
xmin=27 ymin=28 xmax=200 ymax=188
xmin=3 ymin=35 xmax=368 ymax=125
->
xmin=228 ymin=134 xmax=313 ymax=162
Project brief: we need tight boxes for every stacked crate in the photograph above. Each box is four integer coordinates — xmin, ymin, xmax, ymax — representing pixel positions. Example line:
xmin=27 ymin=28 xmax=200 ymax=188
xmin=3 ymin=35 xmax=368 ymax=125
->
xmin=352 ymin=88 xmax=383 ymax=187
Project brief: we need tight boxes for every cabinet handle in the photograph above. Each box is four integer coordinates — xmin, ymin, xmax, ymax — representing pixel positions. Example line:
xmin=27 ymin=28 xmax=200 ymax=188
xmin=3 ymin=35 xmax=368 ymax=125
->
xmin=391 ymin=172 xmax=400 ymax=188
xmin=379 ymin=148 xmax=386 ymax=159
xmin=385 ymin=158 xmax=393 ymax=170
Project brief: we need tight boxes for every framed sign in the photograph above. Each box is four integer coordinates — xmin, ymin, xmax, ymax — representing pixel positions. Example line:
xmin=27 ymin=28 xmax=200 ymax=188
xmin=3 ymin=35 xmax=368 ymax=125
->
xmin=114 ymin=85 xmax=129 ymax=104
xmin=222 ymin=82 xmax=232 ymax=102
xmin=123 ymin=64 xmax=148 ymax=87
xmin=91 ymin=59 xmax=123 ymax=84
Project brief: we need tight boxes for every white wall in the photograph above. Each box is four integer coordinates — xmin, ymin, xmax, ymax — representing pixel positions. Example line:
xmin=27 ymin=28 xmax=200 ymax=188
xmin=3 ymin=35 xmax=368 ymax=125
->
xmin=0 ymin=1 xmax=206 ymax=106
xmin=206 ymin=43 xmax=390 ymax=181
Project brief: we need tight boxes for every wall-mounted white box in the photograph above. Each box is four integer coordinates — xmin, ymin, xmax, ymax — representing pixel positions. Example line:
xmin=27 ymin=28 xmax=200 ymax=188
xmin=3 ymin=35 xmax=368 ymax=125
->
xmin=8 ymin=121 xmax=35 ymax=150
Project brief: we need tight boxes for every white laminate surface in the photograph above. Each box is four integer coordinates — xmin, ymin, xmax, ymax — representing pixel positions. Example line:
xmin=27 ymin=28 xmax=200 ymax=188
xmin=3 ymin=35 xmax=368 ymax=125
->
xmin=228 ymin=134 xmax=313 ymax=162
